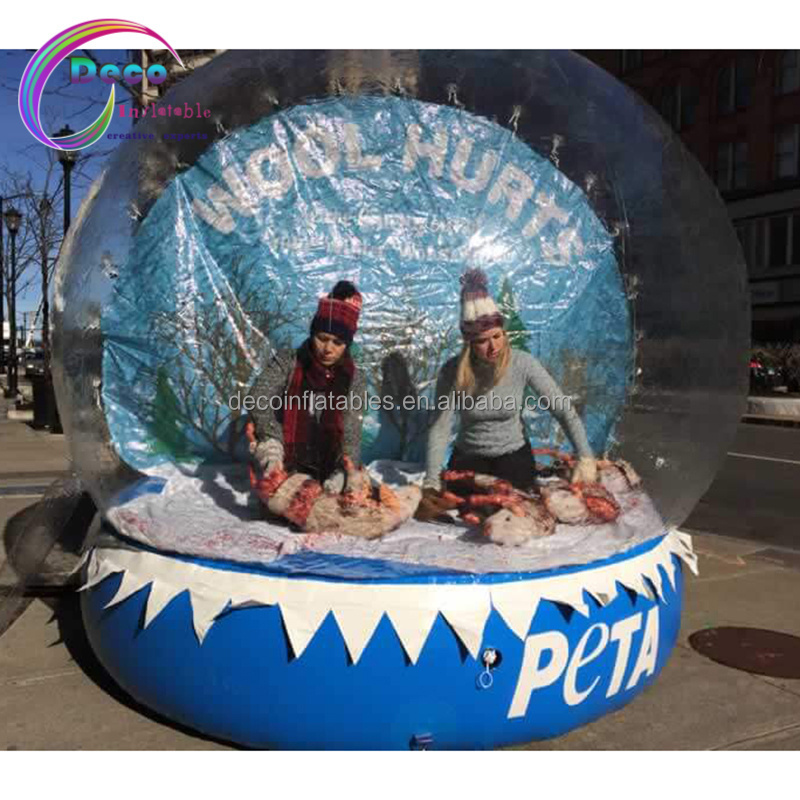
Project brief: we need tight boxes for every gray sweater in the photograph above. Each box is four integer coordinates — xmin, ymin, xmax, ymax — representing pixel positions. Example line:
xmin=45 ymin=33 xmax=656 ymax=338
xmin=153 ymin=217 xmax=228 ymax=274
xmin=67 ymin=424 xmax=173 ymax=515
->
xmin=424 ymin=349 xmax=594 ymax=489
xmin=249 ymin=347 xmax=367 ymax=466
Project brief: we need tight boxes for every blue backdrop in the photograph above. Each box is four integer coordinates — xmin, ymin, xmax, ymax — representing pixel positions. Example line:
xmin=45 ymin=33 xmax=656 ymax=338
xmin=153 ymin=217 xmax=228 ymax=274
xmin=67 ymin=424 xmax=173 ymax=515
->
xmin=102 ymin=96 xmax=631 ymax=471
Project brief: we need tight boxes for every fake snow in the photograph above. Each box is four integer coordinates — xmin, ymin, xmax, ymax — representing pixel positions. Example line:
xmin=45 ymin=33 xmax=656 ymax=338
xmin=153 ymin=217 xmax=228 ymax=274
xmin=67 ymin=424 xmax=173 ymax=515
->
xmin=104 ymin=460 xmax=667 ymax=576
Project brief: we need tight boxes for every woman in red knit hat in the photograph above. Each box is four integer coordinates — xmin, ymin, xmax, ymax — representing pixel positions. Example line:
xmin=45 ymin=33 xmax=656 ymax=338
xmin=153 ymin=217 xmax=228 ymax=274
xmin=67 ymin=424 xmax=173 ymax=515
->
xmin=249 ymin=280 xmax=367 ymax=494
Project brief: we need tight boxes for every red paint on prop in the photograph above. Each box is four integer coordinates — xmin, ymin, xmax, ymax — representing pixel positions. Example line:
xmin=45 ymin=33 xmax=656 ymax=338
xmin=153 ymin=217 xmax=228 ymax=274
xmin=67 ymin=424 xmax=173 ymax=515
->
xmin=285 ymin=479 xmax=324 ymax=526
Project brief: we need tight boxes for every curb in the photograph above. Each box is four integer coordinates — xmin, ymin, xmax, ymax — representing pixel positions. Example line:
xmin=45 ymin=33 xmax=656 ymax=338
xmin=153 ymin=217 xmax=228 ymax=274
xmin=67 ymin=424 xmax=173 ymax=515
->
xmin=6 ymin=410 xmax=34 ymax=422
xmin=741 ymin=414 xmax=800 ymax=428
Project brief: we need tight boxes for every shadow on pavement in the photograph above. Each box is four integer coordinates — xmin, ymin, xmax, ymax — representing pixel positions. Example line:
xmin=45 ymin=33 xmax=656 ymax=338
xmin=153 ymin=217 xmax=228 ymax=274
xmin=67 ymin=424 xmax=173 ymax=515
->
xmin=48 ymin=592 xmax=241 ymax=750
xmin=1 ymin=478 xmax=95 ymax=638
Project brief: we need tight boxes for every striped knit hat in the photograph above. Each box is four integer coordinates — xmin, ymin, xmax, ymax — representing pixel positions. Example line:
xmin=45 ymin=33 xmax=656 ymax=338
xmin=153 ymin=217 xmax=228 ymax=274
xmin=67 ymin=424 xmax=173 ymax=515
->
xmin=310 ymin=280 xmax=363 ymax=345
xmin=459 ymin=268 xmax=504 ymax=339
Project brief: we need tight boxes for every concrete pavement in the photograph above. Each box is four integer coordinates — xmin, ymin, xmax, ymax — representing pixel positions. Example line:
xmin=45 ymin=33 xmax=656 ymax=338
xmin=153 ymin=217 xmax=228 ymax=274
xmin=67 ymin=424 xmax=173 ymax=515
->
xmin=2 ymin=387 xmax=800 ymax=749
xmin=1 ymin=530 xmax=798 ymax=750
xmin=516 ymin=533 xmax=800 ymax=750
xmin=1 ymin=389 xmax=224 ymax=749
xmin=0 ymin=596 xmax=227 ymax=750
xmin=0 ymin=387 xmax=70 ymax=481
xmin=1 ymin=375 xmax=86 ymax=584
xmin=684 ymin=423 xmax=800 ymax=550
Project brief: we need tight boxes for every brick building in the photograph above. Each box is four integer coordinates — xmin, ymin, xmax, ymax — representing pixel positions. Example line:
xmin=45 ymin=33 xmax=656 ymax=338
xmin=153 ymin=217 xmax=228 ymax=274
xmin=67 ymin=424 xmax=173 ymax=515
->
xmin=582 ymin=50 xmax=800 ymax=344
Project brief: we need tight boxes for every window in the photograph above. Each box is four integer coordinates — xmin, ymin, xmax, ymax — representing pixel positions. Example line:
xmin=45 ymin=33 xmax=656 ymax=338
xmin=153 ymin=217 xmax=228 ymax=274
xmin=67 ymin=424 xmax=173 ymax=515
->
xmin=736 ymin=215 xmax=800 ymax=272
xmin=766 ymin=214 xmax=800 ymax=268
xmin=755 ymin=218 xmax=767 ymax=268
xmin=659 ymin=83 xmax=698 ymax=130
xmin=620 ymin=50 xmax=643 ymax=74
xmin=737 ymin=218 xmax=767 ymax=272
xmin=776 ymin=50 xmax=800 ymax=95
xmin=769 ymin=216 xmax=789 ymax=267
xmin=775 ymin=124 xmax=800 ymax=179
xmin=735 ymin=55 xmax=756 ymax=108
xmin=715 ymin=142 xmax=748 ymax=191
xmin=681 ymin=84 xmax=699 ymax=127
xmin=735 ymin=222 xmax=752 ymax=269
xmin=795 ymin=214 xmax=800 ymax=265
xmin=660 ymin=85 xmax=678 ymax=128
xmin=717 ymin=55 xmax=756 ymax=115
xmin=717 ymin=64 xmax=733 ymax=114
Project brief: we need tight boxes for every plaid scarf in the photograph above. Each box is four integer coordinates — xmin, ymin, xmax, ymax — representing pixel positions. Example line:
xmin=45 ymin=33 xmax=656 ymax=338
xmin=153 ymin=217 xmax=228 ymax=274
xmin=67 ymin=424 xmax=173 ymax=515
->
xmin=281 ymin=339 xmax=355 ymax=480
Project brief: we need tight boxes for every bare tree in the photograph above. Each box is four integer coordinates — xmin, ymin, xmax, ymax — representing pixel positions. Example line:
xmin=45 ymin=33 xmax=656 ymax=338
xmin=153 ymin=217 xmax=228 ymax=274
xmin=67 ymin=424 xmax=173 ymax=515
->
xmin=1 ymin=163 xmax=64 ymax=369
xmin=115 ymin=255 xmax=303 ymax=460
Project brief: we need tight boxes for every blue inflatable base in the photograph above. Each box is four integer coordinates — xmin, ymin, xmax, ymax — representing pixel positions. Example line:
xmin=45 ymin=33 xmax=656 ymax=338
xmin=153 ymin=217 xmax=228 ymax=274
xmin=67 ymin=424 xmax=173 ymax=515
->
xmin=81 ymin=535 xmax=684 ymax=749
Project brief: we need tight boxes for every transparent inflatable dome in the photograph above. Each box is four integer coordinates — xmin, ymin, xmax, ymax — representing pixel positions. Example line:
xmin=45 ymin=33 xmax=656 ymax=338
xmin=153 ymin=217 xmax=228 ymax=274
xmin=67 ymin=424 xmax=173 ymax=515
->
xmin=53 ymin=50 xmax=748 ymax=575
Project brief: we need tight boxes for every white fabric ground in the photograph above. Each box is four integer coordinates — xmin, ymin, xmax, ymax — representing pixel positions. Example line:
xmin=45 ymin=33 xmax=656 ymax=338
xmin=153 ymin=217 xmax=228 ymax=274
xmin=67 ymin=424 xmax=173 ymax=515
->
xmin=104 ymin=460 xmax=667 ymax=575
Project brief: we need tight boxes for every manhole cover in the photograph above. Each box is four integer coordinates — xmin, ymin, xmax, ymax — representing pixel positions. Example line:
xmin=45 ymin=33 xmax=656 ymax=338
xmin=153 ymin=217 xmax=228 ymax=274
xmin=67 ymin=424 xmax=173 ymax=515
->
xmin=689 ymin=627 xmax=800 ymax=679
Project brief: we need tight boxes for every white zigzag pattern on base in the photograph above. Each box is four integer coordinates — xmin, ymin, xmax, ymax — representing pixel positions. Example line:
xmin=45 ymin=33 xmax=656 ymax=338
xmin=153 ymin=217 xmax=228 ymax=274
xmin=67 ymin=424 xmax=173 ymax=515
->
xmin=79 ymin=530 xmax=696 ymax=665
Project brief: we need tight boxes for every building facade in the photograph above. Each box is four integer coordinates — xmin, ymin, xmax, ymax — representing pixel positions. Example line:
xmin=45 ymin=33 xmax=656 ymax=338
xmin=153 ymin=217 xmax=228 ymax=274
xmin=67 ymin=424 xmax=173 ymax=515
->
xmin=582 ymin=50 xmax=800 ymax=344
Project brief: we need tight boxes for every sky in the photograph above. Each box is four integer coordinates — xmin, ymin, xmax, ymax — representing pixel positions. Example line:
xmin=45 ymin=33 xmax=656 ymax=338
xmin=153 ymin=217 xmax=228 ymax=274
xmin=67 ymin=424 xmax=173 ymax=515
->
xmin=1 ymin=48 xmax=133 ymax=319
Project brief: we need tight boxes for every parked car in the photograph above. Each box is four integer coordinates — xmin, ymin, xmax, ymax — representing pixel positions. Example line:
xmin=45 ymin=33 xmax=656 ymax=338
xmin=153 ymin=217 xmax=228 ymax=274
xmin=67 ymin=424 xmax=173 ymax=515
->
xmin=749 ymin=357 xmax=784 ymax=394
xmin=22 ymin=348 xmax=45 ymax=377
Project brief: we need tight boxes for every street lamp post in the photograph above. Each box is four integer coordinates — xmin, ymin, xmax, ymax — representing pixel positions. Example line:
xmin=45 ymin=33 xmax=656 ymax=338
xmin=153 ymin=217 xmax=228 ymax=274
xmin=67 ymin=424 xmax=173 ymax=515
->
xmin=50 ymin=127 xmax=79 ymax=434
xmin=1 ymin=193 xmax=30 ymax=383
xmin=39 ymin=195 xmax=53 ymax=369
xmin=4 ymin=205 xmax=23 ymax=399
xmin=55 ymin=126 xmax=78 ymax=235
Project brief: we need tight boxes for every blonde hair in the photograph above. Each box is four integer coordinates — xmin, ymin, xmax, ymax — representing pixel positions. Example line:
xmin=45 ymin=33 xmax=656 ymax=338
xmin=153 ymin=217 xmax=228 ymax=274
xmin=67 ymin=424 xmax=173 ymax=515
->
xmin=454 ymin=330 xmax=511 ymax=395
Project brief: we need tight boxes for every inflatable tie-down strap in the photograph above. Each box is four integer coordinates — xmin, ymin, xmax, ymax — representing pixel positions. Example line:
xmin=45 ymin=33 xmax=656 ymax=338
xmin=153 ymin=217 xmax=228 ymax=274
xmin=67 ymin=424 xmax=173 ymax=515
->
xmin=79 ymin=530 xmax=695 ymax=748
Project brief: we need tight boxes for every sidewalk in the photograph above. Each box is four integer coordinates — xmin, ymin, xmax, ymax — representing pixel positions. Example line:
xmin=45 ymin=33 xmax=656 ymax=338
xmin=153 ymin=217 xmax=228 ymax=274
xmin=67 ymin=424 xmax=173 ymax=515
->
xmin=2 ymin=400 xmax=800 ymax=748
xmin=0 ymin=386 xmax=73 ymax=576
xmin=0 ymin=388 xmax=70 ymax=480
xmin=516 ymin=535 xmax=800 ymax=750
xmin=745 ymin=394 xmax=800 ymax=425
xmin=2 ymin=530 xmax=798 ymax=749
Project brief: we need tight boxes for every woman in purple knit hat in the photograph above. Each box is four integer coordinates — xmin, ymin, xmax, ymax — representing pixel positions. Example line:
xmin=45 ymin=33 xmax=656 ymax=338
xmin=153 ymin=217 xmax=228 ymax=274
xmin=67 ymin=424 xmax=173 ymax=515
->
xmin=416 ymin=268 xmax=597 ymax=522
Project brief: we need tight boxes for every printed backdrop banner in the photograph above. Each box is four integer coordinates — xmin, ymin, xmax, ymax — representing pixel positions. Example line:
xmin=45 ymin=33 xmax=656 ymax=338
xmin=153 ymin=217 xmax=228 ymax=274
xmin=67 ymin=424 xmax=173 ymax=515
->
xmin=102 ymin=96 xmax=631 ymax=471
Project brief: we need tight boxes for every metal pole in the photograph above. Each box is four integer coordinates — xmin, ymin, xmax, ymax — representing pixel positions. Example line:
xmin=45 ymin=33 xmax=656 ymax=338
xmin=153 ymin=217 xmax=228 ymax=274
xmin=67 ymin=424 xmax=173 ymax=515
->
xmin=8 ymin=229 xmax=18 ymax=398
xmin=0 ymin=196 xmax=5 ymax=377
xmin=63 ymin=161 xmax=73 ymax=234
xmin=41 ymin=239 xmax=49 ymax=365
xmin=40 ymin=197 xmax=50 ymax=369
xmin=51 ymin=157 xmax=74 ymax=433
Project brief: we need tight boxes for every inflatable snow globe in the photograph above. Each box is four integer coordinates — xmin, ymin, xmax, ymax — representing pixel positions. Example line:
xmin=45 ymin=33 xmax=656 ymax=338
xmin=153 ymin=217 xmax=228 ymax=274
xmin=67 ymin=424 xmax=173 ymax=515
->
xmin=53 ymin=50 xmax=748 ymax=749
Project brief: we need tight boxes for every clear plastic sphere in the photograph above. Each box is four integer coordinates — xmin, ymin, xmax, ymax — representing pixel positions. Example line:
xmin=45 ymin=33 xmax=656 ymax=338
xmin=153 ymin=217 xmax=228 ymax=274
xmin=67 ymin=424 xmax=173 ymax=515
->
xmin=53 ymin=50 xmax=748 ymax=568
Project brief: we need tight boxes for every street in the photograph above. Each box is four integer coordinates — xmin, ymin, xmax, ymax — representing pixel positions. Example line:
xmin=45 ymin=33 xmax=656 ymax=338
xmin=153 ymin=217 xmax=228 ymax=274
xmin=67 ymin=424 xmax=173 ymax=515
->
xmin=684 ymin=422 xmax=800 ymax=551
